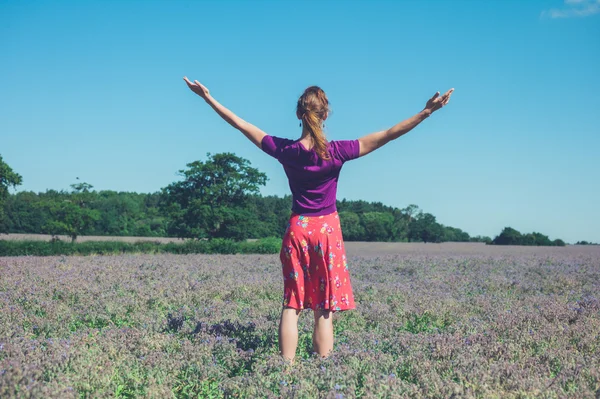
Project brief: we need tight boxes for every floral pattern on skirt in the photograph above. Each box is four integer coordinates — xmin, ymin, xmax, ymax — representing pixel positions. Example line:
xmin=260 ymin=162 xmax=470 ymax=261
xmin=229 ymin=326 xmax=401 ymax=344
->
xmin=280 ymin=211 xmax=356 ymax=312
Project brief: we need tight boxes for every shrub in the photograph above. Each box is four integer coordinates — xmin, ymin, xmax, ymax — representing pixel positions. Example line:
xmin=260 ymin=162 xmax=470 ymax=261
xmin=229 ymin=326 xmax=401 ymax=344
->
xmin=0 ymin=238 xmax=281 ymax=257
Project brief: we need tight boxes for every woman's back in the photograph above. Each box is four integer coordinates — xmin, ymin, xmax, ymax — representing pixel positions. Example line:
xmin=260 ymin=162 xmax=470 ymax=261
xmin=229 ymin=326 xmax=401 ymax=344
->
xmin=261 ymin=135 xmax=359 ymax=216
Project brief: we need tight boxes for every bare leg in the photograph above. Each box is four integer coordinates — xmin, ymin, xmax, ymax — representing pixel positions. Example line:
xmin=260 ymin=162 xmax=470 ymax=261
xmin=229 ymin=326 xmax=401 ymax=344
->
xmin=313 ymin=309 xmax=334 ymax=357
xmin=279 ymin=307 xmax=301 ymax=362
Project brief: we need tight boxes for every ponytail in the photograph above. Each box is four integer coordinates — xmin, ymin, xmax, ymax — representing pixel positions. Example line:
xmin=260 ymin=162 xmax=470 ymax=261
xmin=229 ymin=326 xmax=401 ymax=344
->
xmin=302 ymin=110 xmax=330 ymax=161
xmin=297 ymin=86 xmax=331 ymax=161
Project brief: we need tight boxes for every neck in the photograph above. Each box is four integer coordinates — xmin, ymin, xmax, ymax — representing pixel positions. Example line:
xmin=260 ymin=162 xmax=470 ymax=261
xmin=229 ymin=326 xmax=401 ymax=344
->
xmin=300 ymin=127 xmax=312 ymax=141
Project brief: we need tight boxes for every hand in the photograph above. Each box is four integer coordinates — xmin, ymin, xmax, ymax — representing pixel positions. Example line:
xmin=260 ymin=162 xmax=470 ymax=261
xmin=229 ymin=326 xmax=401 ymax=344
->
xmin=183 ymin=76 xmax=210 ymax=100
xmin=424 ymin=88 xmax=454 ymax=115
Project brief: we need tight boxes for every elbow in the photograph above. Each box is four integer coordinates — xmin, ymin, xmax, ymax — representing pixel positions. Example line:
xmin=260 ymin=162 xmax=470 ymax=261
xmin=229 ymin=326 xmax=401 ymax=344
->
xmin=380 ymin=131 xmax=393 ymax=146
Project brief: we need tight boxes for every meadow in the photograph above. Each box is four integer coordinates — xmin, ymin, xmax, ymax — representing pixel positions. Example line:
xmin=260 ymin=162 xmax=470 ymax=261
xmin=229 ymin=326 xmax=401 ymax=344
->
xmin=0 ymin=243 xmax=599 ymax=398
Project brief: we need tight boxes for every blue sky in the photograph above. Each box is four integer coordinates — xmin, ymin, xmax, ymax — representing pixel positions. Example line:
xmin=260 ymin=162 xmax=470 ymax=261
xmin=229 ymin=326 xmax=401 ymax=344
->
xmin=1 ymin=0 xmax=599 ymax=243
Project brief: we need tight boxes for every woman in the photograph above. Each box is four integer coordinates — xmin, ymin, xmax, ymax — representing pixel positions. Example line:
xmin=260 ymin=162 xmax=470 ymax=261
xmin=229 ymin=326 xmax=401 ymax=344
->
xmin=183 ymin=77 xmax=453 ymax=361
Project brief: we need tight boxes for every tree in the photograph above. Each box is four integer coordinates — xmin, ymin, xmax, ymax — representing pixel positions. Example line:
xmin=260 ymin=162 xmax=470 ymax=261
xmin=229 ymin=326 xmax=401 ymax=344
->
xmin=0 ymin=155 xmax=23 ymax=232
xmin=361 ymin=212 xmax=394 ymax=241
xmin=442 ymin=226 xmax=470 ymax=242
xmin=3 ymin=191 xmax=47 ymax=233
xmin=491 ymin=227 xmax=565 ymax=247
xmin=409 ymin=212 xmax=443 ymax=243
xmin=492 ymin=227 xmax=523 ymax=245
xmin=390 ymin=208 xmax=410 ymax=242
xmin=402 ymin=204 xmax=420 ymax=222
xmin=93 ymin=191 xmax=142 ymax=236
xmin=40 ymin=200 xmax=99 ymax=242
xmin=161 ymin=153 xmax=268 ymax=239
xmin=339 ymin=211 xmax=365 ymax=241
xmin=529 ymin=232 xmax=552 ymax=246
xmin=37 ymin=182 xmax=100 ymax=242
xmin=521 ymin=233 xmax=536 ymax=246
xmin=247 ymin=194 xmax=292 ymax=237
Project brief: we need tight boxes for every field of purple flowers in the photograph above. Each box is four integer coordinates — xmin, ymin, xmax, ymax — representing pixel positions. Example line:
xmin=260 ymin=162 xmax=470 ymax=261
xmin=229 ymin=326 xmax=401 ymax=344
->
xmin=1 ymin=243 xmax=599 ymax=398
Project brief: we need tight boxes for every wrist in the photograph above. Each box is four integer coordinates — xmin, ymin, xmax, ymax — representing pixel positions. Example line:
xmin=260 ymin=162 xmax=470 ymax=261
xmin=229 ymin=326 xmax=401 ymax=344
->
xmin=420 ymin=109 xmax=432 ymax=119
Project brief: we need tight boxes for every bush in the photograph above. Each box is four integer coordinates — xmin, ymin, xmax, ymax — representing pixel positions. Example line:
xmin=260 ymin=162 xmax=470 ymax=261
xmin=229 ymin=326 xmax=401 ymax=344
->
xmin=0 ymin=237 xmax=282 ymax=257
xmin=239 ymin=237 xmax=282 ymax=254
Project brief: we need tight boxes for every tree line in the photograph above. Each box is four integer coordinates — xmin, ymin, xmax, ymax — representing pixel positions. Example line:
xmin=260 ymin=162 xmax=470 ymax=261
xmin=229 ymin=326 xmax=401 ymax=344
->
xmin=0 ymin=153 xmax=569 ymax=245
xmin=491 ymin=227 xmax=565 ymax=247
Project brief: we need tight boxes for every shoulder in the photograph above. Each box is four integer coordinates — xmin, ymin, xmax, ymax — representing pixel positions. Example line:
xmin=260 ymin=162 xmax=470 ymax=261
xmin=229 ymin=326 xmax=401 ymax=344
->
xmin=329 ymin=139 xmax=360 ymax=163
xmin=261 ymin=135 xmax=297 ymax=158
xmin=262 ymin=135 xmax=294 ymax=148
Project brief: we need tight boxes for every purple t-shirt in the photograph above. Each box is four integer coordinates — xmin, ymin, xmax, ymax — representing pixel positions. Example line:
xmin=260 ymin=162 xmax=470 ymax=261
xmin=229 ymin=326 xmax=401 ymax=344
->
xmin=261 ymin=135 xmax=360 ymax=216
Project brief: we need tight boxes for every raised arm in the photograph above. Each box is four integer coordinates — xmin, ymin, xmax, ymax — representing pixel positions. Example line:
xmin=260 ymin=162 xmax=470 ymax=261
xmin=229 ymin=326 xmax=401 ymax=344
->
xmin=183 ymin=77 xmax=267 ymax=148
xmin=357 ymin=88 xmax=454 ymax=157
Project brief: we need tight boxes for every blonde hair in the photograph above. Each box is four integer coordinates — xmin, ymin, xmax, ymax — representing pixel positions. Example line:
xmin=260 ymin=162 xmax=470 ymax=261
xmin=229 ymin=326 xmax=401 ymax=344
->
xmin=297 ymin=86 xmax=331 ymax=160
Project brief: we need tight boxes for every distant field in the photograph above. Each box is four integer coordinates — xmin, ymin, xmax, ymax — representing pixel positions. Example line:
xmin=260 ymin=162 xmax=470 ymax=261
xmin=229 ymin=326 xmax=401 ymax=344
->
xmin=344 ymin=241 xmax=594 ymax=256
xmin=1 ymin=240 xmax=598 ymax=398
xmin=0 ymin=233 xmax=183 ymax=244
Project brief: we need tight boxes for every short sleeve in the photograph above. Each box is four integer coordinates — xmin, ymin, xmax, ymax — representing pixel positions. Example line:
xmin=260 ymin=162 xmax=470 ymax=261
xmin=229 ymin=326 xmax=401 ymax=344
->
xmin=331 ymin=140 xmax=360 ymax=163
xmin=261 ymin=135 xmax=291 ymax=160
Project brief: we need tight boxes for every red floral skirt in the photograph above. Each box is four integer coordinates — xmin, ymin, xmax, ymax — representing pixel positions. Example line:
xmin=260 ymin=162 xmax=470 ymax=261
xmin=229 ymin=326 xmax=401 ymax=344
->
xmin=280 ymin=211 xmax=356 ymax=312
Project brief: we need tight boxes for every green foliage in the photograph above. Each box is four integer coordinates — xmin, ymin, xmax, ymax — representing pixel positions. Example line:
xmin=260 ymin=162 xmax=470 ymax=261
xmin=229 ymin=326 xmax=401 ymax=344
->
xmin=442 ymin=226 xmax=470 ymax=242
xmin=361 ymin=212 xmax=394 ymax=242
xmin=2 ymin=152 xmax=569 ymax=245
xmin=339 ymin=211 xmax=365 ymax=241
xmin=246 ymin=195 xmax=292 ymax=237
xmin=390 ymin=208 xmax=410 ymax=241
xmin=492 ymin=227 xmax=522 ymax=245
xmin=491 ymin=227 xmax=565 ymax=246
xmin=0 ymin=155 xmax=23 ymax=200
xmin=160 ymin=153 xmax=268 ymax=240
xmin=4 ymin=189 xmax=166 ymax=238
xmin=399 ymin=311 xmax=453 ymax=334
xmin=238 ymin=237 xmax=282 ymax=254
xmin=3 ymin=191 xmax=47 ymax=233
xmin=38 ymin=199 xmax=100 ymax=242
xmin=173 ymin=367 xmax=223 ymax=399
xmin=8 ymin=187 xmax=482 ymax=243
xmin=409 ymin=212 xmax=443 ymax=243
xmin=0 ymin=155 xmax=23 ymax=232
xmin=210 ymin=206 xmax=261 ymax=240
xmin=0 ymin=237 xmax=282 ymax=256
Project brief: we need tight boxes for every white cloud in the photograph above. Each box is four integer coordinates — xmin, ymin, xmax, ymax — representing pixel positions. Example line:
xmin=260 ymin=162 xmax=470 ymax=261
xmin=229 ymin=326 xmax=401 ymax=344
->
xmin=542 ymin=0 xmax=600 ymax=18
